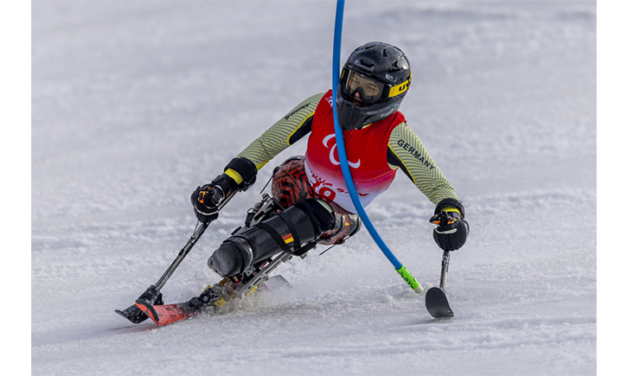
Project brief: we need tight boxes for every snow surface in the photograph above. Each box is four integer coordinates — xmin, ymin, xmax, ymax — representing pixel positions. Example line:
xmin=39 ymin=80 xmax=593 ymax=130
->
xmin=31 ymin=1 xmax=597 ymax=375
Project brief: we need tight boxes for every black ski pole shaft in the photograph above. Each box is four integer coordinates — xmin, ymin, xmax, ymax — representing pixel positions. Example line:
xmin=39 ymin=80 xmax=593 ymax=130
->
xmin=439 ymin=250 xmax=451 ymax=290
xmin=154 ymin=221 xmax=207 ymax=290
xmin=152 ymin=191 xmax=236 ymax=292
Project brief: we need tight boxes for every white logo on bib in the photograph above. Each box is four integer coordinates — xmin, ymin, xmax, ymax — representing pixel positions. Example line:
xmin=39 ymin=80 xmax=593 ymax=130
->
xmin=322 ymin=134 xmax=361 ymax=168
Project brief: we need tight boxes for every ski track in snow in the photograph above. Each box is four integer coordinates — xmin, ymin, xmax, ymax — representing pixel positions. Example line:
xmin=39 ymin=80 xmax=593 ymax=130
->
xmin=32 ymin=1 xmax=596 ymax=375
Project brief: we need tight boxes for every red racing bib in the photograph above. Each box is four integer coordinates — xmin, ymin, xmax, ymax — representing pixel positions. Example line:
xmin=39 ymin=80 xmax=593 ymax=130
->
xmin=305 ymin=90 xmax=405 ymax=212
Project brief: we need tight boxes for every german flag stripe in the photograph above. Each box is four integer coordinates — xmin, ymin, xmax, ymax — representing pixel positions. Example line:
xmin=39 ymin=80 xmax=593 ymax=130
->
xmin=282 ymin=234 xmax=294 ymax=243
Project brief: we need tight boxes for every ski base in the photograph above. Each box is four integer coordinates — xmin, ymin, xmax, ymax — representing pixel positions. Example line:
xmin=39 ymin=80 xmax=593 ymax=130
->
xmin=135 ymin=299 xmax=199 ymax=326
xmin=425 ymin=287 xmax=454 ymax=319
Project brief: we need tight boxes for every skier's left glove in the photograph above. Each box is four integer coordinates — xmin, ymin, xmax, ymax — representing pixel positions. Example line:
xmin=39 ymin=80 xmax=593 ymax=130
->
xmin=430 ymin=200 xmax=469 ymax=251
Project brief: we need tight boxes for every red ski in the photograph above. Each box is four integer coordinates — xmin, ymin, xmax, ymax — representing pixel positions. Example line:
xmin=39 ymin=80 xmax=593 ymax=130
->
xmin=133 ymin=275 xmax=292 ymax=327
xmin=135 ymin=299 xmax=199 ymax=326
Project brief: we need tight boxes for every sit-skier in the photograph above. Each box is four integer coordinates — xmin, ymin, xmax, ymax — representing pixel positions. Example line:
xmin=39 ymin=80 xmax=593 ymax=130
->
xmin=187 ymin=42 xmax=470 ymax=310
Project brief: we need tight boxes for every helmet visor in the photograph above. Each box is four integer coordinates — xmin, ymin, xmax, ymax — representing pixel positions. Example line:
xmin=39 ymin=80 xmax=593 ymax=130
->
xmin=342 ymin=69 xmax=386 ymax=103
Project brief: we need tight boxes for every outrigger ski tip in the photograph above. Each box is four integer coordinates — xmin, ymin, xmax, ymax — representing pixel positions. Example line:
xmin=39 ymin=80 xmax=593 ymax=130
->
xmin=115 ymin=305 xmax=149 ymax=324
xmin=425 ymin=287 xmax=454 ymax=319
xmin=424 ymin=250 xmax=455 ymax=319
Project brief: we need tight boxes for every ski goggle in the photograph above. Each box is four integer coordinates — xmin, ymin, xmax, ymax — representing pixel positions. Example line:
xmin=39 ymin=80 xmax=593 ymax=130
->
xmin=341 ymin=69 xmax=411 ymax=104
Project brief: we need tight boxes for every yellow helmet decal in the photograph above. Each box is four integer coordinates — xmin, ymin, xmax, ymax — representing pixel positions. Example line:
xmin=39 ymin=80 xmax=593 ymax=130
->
xmin=388 ymin=72 xmax=412 ymax=98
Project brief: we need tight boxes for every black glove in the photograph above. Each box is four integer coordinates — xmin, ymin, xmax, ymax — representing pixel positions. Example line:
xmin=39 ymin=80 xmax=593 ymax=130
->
xmin=429 ymin=210 xmax=469 ymax=251
xmin=191 ymin=174 xmax=238 ymax=224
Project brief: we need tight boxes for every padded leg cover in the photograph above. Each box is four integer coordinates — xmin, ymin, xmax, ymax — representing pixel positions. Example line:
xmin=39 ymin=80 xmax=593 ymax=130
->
xmin=208 ymin=198 xmax=334 ymax=277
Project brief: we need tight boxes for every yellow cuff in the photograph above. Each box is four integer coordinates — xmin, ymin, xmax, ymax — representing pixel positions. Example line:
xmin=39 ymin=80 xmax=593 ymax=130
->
xmin=224 ymin=168 xmax=244 ymax=185
xmin=440 ymin=206 xmax=461 ymax=215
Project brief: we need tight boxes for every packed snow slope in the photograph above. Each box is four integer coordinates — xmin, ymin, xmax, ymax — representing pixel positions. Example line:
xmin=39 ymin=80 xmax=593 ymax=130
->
xmin=32 ymin=1 xmax=596 ymax=375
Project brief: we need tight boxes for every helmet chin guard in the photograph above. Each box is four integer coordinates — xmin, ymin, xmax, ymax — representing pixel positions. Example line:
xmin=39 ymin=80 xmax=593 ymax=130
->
xmin=336 ymin=85 xmax=402 ymax=130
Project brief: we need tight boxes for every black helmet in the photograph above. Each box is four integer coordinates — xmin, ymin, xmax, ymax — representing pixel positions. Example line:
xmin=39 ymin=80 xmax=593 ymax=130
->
xmin=336 ymin=42 xmax=411 ymax=131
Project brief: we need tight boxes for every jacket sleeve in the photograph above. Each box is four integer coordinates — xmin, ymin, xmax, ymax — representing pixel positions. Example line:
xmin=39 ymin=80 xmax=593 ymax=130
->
xmin=235 ymin=93 xmax=324 ymax=170
xmin=387 ymin=123 xmax=460 ymax=206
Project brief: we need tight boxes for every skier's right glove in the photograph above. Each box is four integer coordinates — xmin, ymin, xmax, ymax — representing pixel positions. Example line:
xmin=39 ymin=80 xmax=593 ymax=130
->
xmin=191 ymin=174 xmax=237 ymax=224
xmin=191 ymin=157 xmax=258 ymax=224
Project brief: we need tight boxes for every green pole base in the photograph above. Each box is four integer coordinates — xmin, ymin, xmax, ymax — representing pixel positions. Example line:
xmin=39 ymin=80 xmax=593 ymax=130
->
xmin=396 ymin=265 xmax=424 ymax=293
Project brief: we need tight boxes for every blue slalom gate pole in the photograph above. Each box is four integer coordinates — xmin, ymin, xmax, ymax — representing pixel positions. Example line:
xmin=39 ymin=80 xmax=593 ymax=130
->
xmin=331 ymin=0 xmax=423 ymax=293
